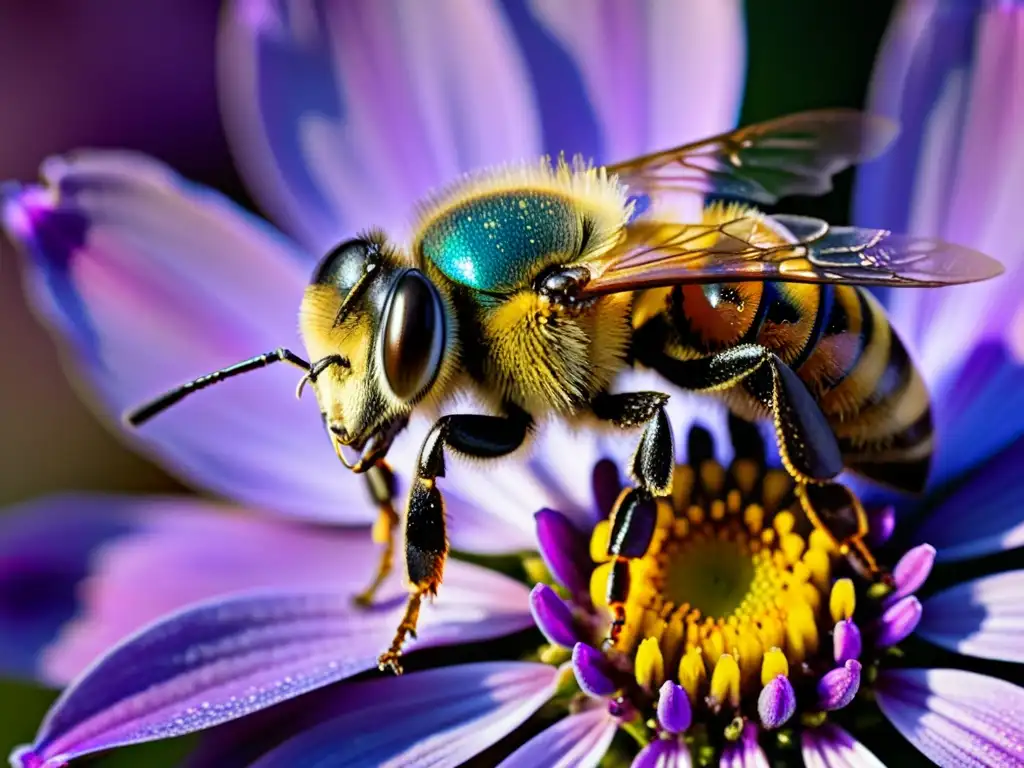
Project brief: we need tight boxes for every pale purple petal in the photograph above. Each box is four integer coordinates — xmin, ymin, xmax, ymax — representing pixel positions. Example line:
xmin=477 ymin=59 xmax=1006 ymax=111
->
xmin=529 ymin=0 xmax=745 ymax=164
xmin=1 ymin=152 xmax=378 ymax=526
xmin=720 ymin=723 xmax=769 ymax=768
xmin=535 ymin=509 xmax=589 ymax=596
xmin=919 ymin=570 xmax=1024 ymax=663
xmin=0 ymin=496 xmax=134 ymax=682
xmin=817 ymin=660 xmax=861 ymax=712
xmin=15 ymin=568 xmax=533 ymax=766
xmin=498 ymin=707 xmax=617 ymax=768
xmin=38 ymin=496 xmax=521 ymax=686
xmin=876 ymin=668 xmax=1024 ymax=766
xmin=657 ymin=681 xmax=691 ymax=734
xmin=929 ymin=344 xmax=1024 ymax=489
xmin=914 ymin=436 xmax=1024 ymax=561
xmin=801 ymin=724 xmax=885 ymax=768
xmin=219 ymin=0 xmax=542 ymax=254
xmin=856 ymin=3 xmax=1024 ymax=384
xmin=633 ymin=739 xmax=691 ymax=768
xmin=246 ymin=662 xmax=557 ymax=768
xmin=572 ymin=642 xmax=618 ymax=698
xmin=529 ymin=584 xmax=579 ymax=649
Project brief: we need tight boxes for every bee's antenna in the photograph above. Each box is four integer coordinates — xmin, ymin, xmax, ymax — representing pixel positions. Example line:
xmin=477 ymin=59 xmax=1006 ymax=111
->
xmin=295 ymin=355 xmax=350 ymax=400
xmin=125 ymin=348 xmax=311 ymax=427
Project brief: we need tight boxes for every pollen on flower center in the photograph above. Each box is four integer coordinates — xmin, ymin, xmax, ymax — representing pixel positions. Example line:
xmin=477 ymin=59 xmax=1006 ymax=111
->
xmin=589 ymin=450 xmax=848 ymax=713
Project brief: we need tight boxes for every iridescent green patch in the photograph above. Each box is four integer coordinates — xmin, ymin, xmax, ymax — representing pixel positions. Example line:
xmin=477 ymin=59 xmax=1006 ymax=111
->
xmin=419 ymin=190 xmax=580 ymax=293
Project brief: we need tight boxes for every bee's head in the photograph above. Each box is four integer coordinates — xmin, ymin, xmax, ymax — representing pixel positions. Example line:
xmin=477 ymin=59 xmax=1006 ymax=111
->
xmin=299 ymin=233 xmax=448 ymax=469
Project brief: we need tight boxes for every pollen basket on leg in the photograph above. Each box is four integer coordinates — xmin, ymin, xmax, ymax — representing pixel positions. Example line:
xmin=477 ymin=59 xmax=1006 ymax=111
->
xmin=589 ymin=431 xmax=857 ymax=723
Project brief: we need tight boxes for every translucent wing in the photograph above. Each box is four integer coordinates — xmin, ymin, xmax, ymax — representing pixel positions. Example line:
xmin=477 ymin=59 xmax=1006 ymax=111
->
xmin=579 ymin=214 xmax=1004 ymax=296
xmin=607 ymin=109 xmax=899 ymax=206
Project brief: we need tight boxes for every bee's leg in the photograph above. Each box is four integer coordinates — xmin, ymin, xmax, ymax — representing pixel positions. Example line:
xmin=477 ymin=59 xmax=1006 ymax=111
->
xmin=650 ymin=345 xmax=880 ymax=577
xmin=378 ymin=407 xmax=533 ymax=674
xmin=591 ymin=391 xmax=675 ymax=645
xmin=649 ymin=344 xmax=843 ymax=483
xmin=353 ymin=459 xmax=399 ymax=606
xmin=796 ymin=482 xmax=881 ymax=580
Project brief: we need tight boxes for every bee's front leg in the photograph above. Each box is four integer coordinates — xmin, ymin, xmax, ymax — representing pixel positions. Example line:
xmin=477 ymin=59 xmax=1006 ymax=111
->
xmin=353 ymin=460 xmax=400 ymax=607
xmin=591 ymin=391 xmax=676 ymax=646
xmin=377 ymin=406 xmax=533 ymax=675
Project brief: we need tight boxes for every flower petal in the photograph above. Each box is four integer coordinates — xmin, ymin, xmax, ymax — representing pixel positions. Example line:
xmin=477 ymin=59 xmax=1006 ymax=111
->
xmin=15 ymin=566 xmax=533 ymax=766
xmin=244 ymin=662 xmax=557 ymax=768
xmin=918 ymin=570 xmax=1024 ymax=663
xmin=497 ymin=706 xmax=617 ymax=768
xmin=0 ymin=496 xmax=135 ymax=681
xmin=801 ymin=724 xmax=885 ymax=768
xmin=855 ymin=3 xmax=1024 ymax=380
xmin=929 ymin=343 xmax=1024 ymax=488
xmin=720 ymin=722 xmax=769 ymax=768
xmin=1 ymin=152 xmax=379 ymax=525
xmin=876 ymin=668 xmax=1024 ymax=767
xmin=914 ymin=435 xmax=1024 ymax=561
xmin=219 ymin=0 xmax=542 ymax=253
xmin=633 ymin=739 xmax=691 ymax=768
xmin=35 ymin=495 xmax=526 ymax=686
xmin=529 ymin=0 xmax=745 ymax=163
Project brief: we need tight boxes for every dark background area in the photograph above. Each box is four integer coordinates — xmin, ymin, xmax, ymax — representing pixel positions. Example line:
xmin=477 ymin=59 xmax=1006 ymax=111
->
xmin=0 ymin=1 xmax=899 ymax=764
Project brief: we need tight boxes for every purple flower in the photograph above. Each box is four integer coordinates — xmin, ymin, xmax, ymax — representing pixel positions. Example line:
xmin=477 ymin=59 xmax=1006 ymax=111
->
xmin=0 ymin=1 xmax=745 ymax=766
xmin=2 ymin=1 xmax=1024 ymax=767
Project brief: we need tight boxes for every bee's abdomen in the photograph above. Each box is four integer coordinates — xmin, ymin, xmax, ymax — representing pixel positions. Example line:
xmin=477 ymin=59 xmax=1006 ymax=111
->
xmin=800 ymin=286 xmax=932 ymax=492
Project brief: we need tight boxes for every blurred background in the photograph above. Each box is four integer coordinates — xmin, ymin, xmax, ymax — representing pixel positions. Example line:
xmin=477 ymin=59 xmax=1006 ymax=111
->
xmin=0 ymin=1 xmax=896 ymax=763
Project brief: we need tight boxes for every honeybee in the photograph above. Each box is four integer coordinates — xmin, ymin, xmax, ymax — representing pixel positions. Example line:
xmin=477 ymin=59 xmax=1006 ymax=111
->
xmin=127 ymin=109 xmax=1002 ymax=674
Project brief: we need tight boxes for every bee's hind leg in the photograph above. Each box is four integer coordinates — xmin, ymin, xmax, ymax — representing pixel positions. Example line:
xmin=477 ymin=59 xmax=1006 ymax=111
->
xmin=591 ymin=391 xmax=676 ymax=647
xmin=353 ymin=460 xmax=400 ymax=607
xmin=377 ymin=406 xmax=533 ymax=675
xmin=653 ymin=345 xmax=883 ymax=582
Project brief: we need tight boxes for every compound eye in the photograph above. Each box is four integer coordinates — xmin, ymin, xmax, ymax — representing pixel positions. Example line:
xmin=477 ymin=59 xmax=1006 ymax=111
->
xmin=381 ymin=270 xmax=446 ymax=402
xmin=312 ymin=238 xmax=373 ymax=290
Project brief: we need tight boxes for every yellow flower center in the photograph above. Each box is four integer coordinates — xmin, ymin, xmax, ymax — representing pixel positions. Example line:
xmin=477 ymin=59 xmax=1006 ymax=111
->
xmin=589 ymin=458 xmax=850 ymax=710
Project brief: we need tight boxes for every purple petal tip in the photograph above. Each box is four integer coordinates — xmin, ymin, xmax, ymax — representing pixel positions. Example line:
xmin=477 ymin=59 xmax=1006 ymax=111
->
xmin=833 ymin=619 xmax=862 ymax=664
xmin=591 ymin=459 xmax=622 ymax=519
xmin=572 ymin=642 xmax=618 ymax=698
xmin=817 ymin=660 xmax=862 ymax=712
xmin=528 ymin=583 xmax=578 ymax=648
xmin=876 ymin=595 xmax=923 ymax=647
xmin=656 ymin=681 xmax=692 ymax=734
xmin=534 ymin=508 xmax=588 ymax=596
xmin=758 ymin=675 xmax=796 ymax=729
xmin=867 ymin=505 xmax=897 ymax=546
xmin=888 ymin=544 xmax=935 ymax=604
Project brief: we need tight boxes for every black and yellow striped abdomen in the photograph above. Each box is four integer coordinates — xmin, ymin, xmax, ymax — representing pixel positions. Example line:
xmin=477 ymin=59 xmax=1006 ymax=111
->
xmin=633 ymin=279 xmax=932 ymax=493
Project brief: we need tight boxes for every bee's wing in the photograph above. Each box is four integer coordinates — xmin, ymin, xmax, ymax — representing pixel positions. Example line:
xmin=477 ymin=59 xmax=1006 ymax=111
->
xmin=607 ymin=109 xmax=898 ymax=206
xmin=579 ymin=214 xmax=1004 ymax=296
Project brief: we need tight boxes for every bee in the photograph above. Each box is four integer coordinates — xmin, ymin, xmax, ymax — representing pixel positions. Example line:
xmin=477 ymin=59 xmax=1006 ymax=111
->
xmin=126 ymin=109 xmax=1003 ymax=673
